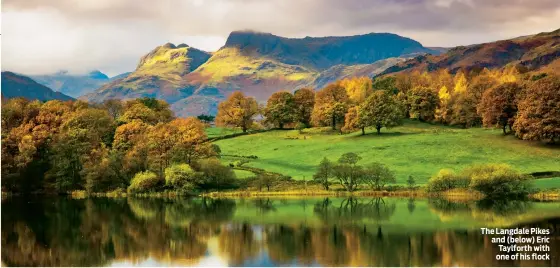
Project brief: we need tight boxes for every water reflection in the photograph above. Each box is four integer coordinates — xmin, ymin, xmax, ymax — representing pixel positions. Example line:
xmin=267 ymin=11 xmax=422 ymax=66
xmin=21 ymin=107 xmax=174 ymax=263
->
xmin=1 ymin=197 xmax=559 ymax=267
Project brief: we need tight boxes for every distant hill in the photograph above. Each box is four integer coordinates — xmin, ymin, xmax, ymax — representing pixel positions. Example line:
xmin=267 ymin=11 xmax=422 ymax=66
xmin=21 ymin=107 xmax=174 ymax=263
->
xmin=31 ymin=70 xmax=112 ymax=98
xmin=85 ymin=31 xmax=435 ymax=116
xmin=1 ymin=72 xmax=74 ymax=101
xmin=380 ymin=28 xmax=560 ymax=76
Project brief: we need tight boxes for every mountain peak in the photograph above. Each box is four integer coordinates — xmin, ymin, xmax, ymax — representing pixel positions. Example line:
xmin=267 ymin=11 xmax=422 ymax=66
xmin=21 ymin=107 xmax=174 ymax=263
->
xmin=88 ymin=70 xmax=109 ymax=80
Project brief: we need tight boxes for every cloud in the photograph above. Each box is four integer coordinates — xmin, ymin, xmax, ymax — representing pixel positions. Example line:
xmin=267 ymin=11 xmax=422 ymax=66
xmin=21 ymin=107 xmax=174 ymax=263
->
xmin=3 ymin=0 xmax=560 ymax=76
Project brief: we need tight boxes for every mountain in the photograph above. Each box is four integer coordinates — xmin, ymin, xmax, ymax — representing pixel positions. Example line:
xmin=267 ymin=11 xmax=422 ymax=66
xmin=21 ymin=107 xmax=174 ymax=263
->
xmin=380 ymin=28 xmax=560 ymax=76
xmin=85 ymin=31 xmax=440 ymax=116
xmin=84 ymin=43 xmax=212 ymax=105
xmin=1 ymin=72 xmax=74 ymax=101
xmin=31 ymin=70 xmax=111 ymax=98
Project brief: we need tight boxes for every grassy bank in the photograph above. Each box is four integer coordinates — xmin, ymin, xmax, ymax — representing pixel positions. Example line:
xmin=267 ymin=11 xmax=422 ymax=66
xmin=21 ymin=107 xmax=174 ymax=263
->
xmin=214 ymin=121 xmax=560 ymax=184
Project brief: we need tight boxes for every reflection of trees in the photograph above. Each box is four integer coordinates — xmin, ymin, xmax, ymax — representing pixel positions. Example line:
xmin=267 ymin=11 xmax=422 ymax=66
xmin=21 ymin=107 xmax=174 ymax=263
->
xmin=1 ymin=197 xmax=236 ymax=266
xmin=429 ymin=198 xmax=534 ymax=225
xmin=218 ymin=223 xmax=260 ymax=266
xmin=407 ymin=198 xmax=416 ymax=214
xmin=2 ymin=197 xmax=558 ymax=267
xmin=253 ymin=198 xmax=276 ymax=214
xmin=164 ymin=198 xmax=236 ymax=227
xmin=313 ymin=197 xmax=396 ymax=223
xmin=475 ymin=198 xmax=531 ymax=216
xmin=265 ymin=225 xmax=314 ymax=266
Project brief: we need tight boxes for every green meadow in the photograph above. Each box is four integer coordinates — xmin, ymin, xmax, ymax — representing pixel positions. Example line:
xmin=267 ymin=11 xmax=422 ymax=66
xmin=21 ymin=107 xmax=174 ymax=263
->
xmin=212 ymin=120 xmax=560 ymax=185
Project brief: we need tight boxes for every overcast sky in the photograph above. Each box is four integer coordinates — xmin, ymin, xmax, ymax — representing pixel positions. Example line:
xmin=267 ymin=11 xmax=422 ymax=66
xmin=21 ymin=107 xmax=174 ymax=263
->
xmin=3 ymin=0 xmax=560 ymax=76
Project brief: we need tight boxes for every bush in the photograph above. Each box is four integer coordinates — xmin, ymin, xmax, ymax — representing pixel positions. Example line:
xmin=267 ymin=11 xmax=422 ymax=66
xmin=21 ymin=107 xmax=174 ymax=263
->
xmin=466 ymin=164 xmax=532 ymax=197
xmin=128 ymin=171 xmax=161 ymax=193
xmin=192 ymin=158 xmax=237 ymax=191
xmin=164 ymin=164 xmax=197 ymax=190
xmin=427 ymin=169 xmax=470 ymax=192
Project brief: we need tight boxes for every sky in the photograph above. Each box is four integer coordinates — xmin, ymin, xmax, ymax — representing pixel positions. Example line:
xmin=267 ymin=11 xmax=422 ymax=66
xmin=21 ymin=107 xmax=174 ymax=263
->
xmin=3 ymin=0 xmax=560 ymax=77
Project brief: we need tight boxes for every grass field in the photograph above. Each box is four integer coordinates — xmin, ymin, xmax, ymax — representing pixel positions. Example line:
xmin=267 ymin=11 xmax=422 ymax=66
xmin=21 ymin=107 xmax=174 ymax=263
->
xmin=205 ymin=127 xmax=242 ymax=138
xmin=533 ymin=177 xmax=560 ymax=190
xmin=212 ymin=120 xmax=560 ymax=185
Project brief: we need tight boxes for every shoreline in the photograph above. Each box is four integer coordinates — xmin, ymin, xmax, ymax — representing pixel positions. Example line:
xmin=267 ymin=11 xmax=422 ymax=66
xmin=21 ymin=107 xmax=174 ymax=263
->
xmin=5 ymin=189 xmax=557 ymax=202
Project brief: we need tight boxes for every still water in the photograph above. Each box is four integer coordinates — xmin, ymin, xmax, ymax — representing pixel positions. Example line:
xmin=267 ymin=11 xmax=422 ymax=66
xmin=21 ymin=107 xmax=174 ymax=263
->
xmin=1 ymin=196 xmax=559 ymax=267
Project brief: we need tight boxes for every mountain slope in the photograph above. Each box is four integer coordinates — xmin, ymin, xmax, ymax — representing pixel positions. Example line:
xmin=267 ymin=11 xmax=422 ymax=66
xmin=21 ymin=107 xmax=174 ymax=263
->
xmin=1 ymin=72 xmax=74 ymax=101
xmin=86 ymin=31 xmax=437 ymax=116
xmin=380 ymin=28 xmax=560 ymax=76
xmin=223 ymin=31 xmax=438 ymax=70
xmin=31 ymin=70 xmax=110 ymax=98
xmin=84 ymin=43 xmax=211 ymax=105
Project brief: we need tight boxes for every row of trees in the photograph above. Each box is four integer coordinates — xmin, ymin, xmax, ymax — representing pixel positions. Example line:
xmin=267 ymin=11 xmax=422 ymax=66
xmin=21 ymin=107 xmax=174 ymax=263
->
xmin=312 ymin=152 xmax=401 ymax=192
xmin=1 ymin=97 xmax=229 ymax=194
xmin=215 ymin=67 xmax=559 ymax=142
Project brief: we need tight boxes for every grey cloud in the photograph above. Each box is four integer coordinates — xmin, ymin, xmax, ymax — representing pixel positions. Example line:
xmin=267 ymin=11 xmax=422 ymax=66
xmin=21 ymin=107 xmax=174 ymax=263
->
xmin=3 ymin=0 xmax=560 ymax=75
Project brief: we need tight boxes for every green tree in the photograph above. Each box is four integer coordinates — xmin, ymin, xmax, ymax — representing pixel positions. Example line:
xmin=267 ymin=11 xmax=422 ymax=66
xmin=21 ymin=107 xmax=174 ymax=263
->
xmin=333 ymin=152 xmax=363 ymax=192
xmin=197 ymin=114 xmax=215 ymax=124
xmin=164 ymin=163 xmax=197 ymax=191
xmin=407 ymin=86 xmax=438 ymax=122
xmin=313 ymin=157 xmax=333 ymax=190
xmin=360 ymin=90 xmax=404 ymax=134
xmin=264 ymin=91 xmax=296 ymax=129
xmin=406 ymin=175 xmax=416 ymax=189
xmin=192 ymin=158 xmax=236 ymax=192
xmin=362 ymin=163 xmax=396 ymax=190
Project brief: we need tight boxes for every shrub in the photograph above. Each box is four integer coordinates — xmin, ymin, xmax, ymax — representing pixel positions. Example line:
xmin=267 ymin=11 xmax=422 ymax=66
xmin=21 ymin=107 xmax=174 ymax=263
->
xmin=427 ymin=169 xmax=470 ymax=192
xmin=164 ymin=164 xmax=197 ymax=190
xmin=466 ymin=164 xmax=532 ymax=197
xmin=192 ymin=158 xmax=237 ymax=191
xmin=127 ymin=171 xmax=161 ymax=193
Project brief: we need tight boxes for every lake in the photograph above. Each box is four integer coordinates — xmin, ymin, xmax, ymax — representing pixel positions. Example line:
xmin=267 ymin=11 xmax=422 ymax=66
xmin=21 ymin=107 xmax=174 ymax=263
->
xmin=1 ymin=196 xmax=559 ymax=267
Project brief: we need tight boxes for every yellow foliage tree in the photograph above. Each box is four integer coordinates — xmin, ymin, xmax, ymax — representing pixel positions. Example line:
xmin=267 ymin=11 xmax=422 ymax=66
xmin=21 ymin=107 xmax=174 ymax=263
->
xmin=216 ymin=91 xmax=259 ymax=133
xmin=340 ymin=77 xmax=373 ymax=104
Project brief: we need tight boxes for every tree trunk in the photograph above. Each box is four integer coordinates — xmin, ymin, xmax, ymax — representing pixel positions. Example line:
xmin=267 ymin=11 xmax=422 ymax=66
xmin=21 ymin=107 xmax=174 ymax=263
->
xmin=242 ymin=124 xmax=247 ymax=133
xmin=502 ymin=124 xmax=507 ymax=135
xmin=332 ymin=114 xmax=336 ymax=130
xmin=376 ymin=124 xmax=382 ymax=135
xmin=361 ymin=127 xmax=365 ymax=135
xmin=279 ymin=122 xmax=284 ymax=129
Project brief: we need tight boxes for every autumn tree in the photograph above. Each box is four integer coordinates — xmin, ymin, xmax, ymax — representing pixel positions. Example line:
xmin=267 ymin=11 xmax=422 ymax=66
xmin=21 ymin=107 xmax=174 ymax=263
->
xmin=514 ymin=75 xmax=560 ymax=143
xmin=313 ymin=157 xmax=333 ymax=190
xmin=360 ymin=90 xmax=403 ymax=134
xmin=293 ymin=87 xmax=315 ymax=127
xmin=264 ymin=91 xmax=296 ymax=129
xmin=119 ymin=98 xmax=173 ymax=125
xmin=477 ymin=82 xmax=521 ymax=134
xmin=341 ymin=106 xmax=367 ymax=134
xmin=48 ymin=108 xmax=116 ymax=192
xmin=169 ymin=117 xmax=213 ymax=164
xmin=372 ymin=76 xmax=398 ymax=94
xmin=147 ymin=123 xmax=177 ymax=178
xmin=216 ymin=91 xmax=259 ymax=133
xmin=311 ymin=83 xmax=350 ymax=130
xmin=407 ymin=86 xmax=438 ymax=122
xmin=102 ymin=99 xmax=124 ymax=120
xmin=340 ymin=76 xmax=373 ymax=104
